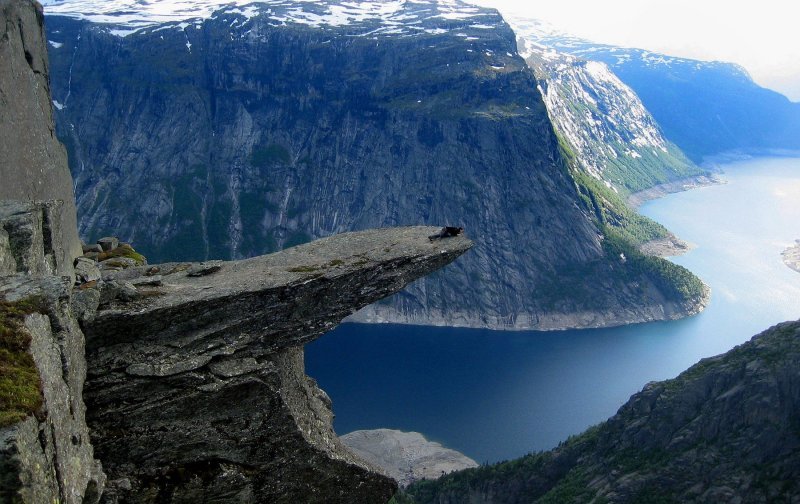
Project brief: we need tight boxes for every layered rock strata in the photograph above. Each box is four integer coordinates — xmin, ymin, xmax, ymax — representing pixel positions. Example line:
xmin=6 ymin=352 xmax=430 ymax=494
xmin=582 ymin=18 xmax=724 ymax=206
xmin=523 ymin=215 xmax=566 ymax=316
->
xmin=81 ymin=227 xmax=471 ymax=502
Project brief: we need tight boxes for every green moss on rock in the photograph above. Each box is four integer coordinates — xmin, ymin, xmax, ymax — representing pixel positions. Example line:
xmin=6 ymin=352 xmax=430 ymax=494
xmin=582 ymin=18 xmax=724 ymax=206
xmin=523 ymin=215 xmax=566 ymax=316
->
xmin=0 ymin=297 xmax=45 ymax=428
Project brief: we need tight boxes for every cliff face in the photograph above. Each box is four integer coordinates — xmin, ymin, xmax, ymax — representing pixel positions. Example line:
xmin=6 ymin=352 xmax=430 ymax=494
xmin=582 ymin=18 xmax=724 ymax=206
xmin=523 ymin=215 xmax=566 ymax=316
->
xmin=406 ymin=320 xmax=800 ymax=503
xmin=0 ymin=0 xmax=82 ymax=265
xmin=43 ymin=0 xmax=704 ymax=330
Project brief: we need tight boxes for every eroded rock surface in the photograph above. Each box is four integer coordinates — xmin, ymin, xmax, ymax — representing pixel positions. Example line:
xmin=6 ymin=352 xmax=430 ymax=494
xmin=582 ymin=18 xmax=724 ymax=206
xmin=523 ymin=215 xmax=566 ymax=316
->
xmin=82 ymin=226 xmax=471 ymax=502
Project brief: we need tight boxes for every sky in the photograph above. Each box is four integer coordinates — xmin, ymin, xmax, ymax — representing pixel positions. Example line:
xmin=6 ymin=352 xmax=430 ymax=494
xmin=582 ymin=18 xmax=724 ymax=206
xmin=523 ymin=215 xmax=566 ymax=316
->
xmin=471 ymin=0 xmax=800 ymax=102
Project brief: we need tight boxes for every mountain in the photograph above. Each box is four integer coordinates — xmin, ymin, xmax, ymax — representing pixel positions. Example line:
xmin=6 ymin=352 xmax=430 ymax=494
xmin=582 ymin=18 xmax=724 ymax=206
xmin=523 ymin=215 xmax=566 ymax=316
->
xmin=514 ymin=19 xmax=800 ymax=161
xmin=41 ymin=0 xmax=706 ymax=330
xmin=518 ymin=38 xmax=704 ymax=196
xmin=404 ymin=320 xmax=800 ymax=503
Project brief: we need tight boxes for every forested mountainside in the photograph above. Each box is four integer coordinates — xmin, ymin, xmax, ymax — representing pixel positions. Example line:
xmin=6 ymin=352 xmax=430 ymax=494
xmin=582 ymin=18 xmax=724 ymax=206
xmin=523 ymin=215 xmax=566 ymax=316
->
xmin=44 ymin=0 xmax=705 ymax=329
xmin=513 ymin=18 xmax=800 ymax=161
xmin=404 ymin=320 xmax=800 ymax=503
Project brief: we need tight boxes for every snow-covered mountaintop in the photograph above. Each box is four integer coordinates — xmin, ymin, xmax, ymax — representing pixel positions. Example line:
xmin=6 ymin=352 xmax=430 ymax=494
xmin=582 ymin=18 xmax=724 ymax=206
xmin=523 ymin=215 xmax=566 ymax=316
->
xmin=41 ymin=0 xmax=501 ymax=38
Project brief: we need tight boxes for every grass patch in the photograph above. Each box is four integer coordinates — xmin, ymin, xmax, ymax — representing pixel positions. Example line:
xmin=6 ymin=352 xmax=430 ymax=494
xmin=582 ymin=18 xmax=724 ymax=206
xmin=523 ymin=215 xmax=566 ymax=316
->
xmin=0 ymin=297 xmax=46 ymax=427
xmin=98 ymin=243 xmax=147 ymax=266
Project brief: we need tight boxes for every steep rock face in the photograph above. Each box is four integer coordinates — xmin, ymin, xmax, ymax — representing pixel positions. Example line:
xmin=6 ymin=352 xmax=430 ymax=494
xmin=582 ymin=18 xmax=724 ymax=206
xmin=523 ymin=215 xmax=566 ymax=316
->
xmin=82 ymin=226 xmax=471 ymax=502
xmin=516 ymin=20 xmax=800 ymax=161
xmin=516 ymin=36 xmax=704 ymax=195
xmin=0 ymin=203 xmax=105 ymax=504
xmin=43 ymin=0 xmax=703 ymax=329
xmin=0 ymin=0 xmax=82 ymax=264
xmin=406 ymin=320 xmax=800 ymax=503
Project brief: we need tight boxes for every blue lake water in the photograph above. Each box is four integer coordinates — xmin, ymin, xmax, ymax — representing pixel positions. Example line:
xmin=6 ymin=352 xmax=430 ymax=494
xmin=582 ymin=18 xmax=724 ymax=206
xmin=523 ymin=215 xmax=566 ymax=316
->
xmin=306 ymin=156 xmax=800 ymax=464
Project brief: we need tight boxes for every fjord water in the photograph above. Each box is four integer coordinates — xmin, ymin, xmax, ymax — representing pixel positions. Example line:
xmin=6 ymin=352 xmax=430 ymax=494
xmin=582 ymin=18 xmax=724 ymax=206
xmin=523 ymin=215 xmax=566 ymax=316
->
xmin=306 ymin=156 xmax=800 ymax=464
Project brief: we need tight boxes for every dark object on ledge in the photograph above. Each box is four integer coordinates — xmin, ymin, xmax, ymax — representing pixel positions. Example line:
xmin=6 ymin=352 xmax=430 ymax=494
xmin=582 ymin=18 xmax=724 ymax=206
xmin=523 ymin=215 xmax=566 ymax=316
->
xmin=428 ymin=226 xmax=464 ymax=241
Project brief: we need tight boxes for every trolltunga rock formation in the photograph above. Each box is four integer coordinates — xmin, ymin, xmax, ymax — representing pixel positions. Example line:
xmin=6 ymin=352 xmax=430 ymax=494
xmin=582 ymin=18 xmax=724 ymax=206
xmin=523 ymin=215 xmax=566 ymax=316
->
xmin=80 ymin=226 xmax=471 ymax=502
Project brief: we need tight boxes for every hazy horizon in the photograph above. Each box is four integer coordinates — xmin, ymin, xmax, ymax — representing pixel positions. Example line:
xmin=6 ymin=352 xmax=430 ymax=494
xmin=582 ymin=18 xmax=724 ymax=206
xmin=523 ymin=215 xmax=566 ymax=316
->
xmin=472 ymin=0 xmax=800 ymax=102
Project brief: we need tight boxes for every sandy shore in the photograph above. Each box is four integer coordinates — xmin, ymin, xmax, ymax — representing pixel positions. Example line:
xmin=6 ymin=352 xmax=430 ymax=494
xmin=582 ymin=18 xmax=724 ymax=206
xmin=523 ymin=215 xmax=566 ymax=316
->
xmin=627 ymin=174 xmax=724 ymax=209
xmin=783 ymin=240 xmax=800 ymax=274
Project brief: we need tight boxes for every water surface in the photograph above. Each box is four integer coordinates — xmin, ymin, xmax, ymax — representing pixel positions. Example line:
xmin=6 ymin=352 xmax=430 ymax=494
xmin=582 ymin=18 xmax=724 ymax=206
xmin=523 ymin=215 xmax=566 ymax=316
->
xmin=306 ymin=156 xmax=800 ymax=464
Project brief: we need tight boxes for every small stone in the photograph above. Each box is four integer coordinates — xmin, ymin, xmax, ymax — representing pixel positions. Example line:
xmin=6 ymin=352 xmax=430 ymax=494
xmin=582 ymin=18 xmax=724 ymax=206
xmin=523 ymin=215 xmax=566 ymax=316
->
xmin=131 ymin=275 xmax=162 ymax=287
xmin=118 ymin=281 xmax=140 ymax=302
xmin=97 ymin=237 xmax=119 ymax=252
xmin=99 ymin=280 xmax=140 ymax=305
xmin=82 ymin=243 xmax=103 ymax=254
xmin=187 ymin=261 xmax=223 ymax=277
xmin=74 ymin=256 xmax=102 ymax=284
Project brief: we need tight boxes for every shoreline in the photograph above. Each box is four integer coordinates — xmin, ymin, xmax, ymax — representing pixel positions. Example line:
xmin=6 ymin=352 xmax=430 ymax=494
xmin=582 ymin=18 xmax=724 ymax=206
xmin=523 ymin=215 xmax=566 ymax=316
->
xmin=783 ymin=240 xmax=800 ymax=274
xmin=626 ymin=173 xmax=725 ymax=209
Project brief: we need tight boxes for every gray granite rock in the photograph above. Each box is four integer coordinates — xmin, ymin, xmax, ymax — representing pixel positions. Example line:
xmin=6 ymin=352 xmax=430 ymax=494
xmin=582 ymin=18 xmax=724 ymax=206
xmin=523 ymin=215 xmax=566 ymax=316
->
xmin=75 ymin=256 xmax=101 ymax=284
xmin=96 ymin=237 xmax=119 ymax=252
xmin=82 ymin=226 xmax=471 ymax=503
xmin=0 ymin=276 xmax=105 ymax=503
xmin=0 ymin=0 xmax=82 ymax=263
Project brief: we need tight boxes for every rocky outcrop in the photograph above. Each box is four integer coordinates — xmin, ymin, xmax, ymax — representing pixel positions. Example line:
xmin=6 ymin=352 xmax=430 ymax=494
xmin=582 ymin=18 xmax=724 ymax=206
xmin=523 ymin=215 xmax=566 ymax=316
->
xmin=0 ymin=0 xmax=82 ymax=264
xmin=0 ymin=203 xmax=105 ymax=504
xmin=342 ymin=429 xmax=478 ymax=488
xmin=80 ymin=226 xmax=471 ymax=502
xmin=781 ymin=240 xmax=800 ymax=274
xmin=406 ymin=320 xmax=800 ymax=503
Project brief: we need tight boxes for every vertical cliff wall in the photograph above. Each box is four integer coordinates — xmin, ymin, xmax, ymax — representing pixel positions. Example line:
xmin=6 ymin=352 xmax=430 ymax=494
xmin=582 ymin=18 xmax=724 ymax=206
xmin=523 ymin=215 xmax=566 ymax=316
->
xmin=0 ymin=0 xmax=82 ymax=266
xmin=43 ymin=1 xmax=706 ymax=330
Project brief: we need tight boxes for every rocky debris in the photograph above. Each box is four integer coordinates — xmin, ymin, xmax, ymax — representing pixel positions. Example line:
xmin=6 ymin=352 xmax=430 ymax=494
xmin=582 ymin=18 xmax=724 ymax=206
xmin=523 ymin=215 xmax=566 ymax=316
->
xmin=782 ymin=239 xmax=800 ymax=274
xmin=0 ymin=0 xmax=82 ymax=262
xmin=82 ymin=243 xmax=103 ymax=254
xmin=342 ymin=429 xmax=479 ymax=487
xmin=74 ymin=257 xmax=101 ymax=284
xmin=406 ymin=320 xmax=800 ymax=503
xmin=96 ymin=237 xmax=119 ymax=252
xmin=80 ymin=226 xmax=470 ymax=502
